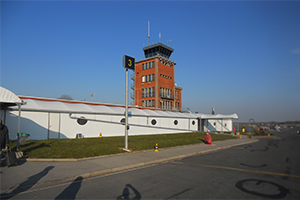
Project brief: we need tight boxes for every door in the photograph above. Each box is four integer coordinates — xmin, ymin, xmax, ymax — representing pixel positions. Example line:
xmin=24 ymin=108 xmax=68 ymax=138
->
xmin=48 ymin=113 xmax=60 ymax=139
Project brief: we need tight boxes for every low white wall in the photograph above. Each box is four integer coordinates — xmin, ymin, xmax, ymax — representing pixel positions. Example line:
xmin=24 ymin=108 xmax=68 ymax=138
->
xmin=4 ymin=110 xmax=197 ymax=140
xmin=206 ymin=119 xmax=233 ymax=132
xmin=3 ymin=110 xmax=230 ymax=140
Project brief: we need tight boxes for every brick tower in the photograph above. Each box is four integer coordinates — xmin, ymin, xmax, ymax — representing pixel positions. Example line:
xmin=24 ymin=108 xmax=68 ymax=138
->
xmin=131 ymin=42 xmax=182 ymax=111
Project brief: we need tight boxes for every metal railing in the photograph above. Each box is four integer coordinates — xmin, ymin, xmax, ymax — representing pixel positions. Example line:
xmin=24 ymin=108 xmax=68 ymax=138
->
xmin=130 ymin=93 xmax=134 ymax=100
xmin=130 ymin=84 xmax=134 ymax=90
xmin=130 ymin=75 xmax=135 ymax=80
xmin=160 ymin=93 xmax=174 ymax=99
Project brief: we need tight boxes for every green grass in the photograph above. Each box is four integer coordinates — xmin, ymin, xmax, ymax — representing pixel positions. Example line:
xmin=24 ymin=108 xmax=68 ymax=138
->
xmin=9 ymin=132 xmax=237 ymax=159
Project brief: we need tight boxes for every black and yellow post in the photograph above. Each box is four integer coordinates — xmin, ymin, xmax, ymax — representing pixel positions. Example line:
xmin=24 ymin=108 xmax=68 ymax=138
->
xmin=154 ymin=143 xmax=159 ymax=152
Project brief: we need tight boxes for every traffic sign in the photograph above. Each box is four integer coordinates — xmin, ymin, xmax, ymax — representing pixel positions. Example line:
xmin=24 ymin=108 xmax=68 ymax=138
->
xmin=123 ymin=55 xmax=135 ymax=70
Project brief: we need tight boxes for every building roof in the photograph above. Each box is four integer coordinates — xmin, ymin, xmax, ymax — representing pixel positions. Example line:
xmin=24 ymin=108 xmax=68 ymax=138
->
xmin=143 ymin=42 xmax=174 ymax=59
xmin=0 ymin=86 xmax=23 ymax=108
xmin=6 ymin=96 xmax=238 ymax=120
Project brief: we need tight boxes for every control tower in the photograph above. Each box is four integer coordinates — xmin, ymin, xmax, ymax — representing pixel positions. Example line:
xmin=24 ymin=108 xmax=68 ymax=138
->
xmin=131 ymin=41 xmax=182 ymax=111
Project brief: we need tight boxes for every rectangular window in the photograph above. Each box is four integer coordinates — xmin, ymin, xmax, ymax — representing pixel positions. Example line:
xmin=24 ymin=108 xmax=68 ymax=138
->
xmin=148 ymin=75 xmax=151 ymax=82
xmin=142 ymin=89 xmax=144 ymax=98
xmin=146 ymin=63 xmax=148 ymax=69
xmin=152 ymin=87 xmax=155 ymax=97
xmin=142 ymin=100 xmax=144 ymax=107
xmin=152 ymin=100 xmax=155 ymax=107
xmin=149 ymin=62 xmax=151 ymax=69
xmin=142 ymin=64 xmax=144 ymax=70
xmin=152 ymin=61 xmax=154 ymax=68
xmin=152 ymin=74 xmax=154 ymax=81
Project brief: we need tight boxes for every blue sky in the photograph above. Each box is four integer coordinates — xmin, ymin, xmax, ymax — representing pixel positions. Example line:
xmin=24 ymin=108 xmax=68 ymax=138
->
xmin=1 ymin=0 xmax=300 ymax=122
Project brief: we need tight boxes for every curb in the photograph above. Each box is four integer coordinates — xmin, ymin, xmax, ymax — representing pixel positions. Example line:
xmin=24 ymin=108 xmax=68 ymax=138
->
xmin=3 ymin=139 xmax=258 ymax=195
xmin=79 ymin=139 xmax=258 ymax=179
xmin=247 ymin=135 xmax=273 ymax=139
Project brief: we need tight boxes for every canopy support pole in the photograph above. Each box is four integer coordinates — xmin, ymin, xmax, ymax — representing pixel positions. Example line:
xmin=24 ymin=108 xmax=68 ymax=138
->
xmin=17 ymin=103 xmax=21 ymax=152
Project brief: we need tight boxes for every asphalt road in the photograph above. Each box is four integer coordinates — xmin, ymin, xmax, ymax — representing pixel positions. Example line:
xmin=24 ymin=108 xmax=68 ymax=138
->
xmin=6 ymin=128 xmax=300 ymax=199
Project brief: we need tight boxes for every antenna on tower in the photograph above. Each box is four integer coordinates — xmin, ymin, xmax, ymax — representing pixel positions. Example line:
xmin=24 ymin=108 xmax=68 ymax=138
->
xmin=159 ymin=33 xmax=161 ymax=42
xmin=148 ymin=21 xmax=150 ymax=45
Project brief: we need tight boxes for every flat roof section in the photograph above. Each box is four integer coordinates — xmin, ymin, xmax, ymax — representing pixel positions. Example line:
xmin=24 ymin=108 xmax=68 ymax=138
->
xmin=143 ymin=42 xmax=174 ymax=59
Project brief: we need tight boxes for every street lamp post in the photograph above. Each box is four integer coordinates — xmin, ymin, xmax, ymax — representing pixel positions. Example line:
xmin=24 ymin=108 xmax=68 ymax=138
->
xmin=123 ymin=55 xmax=135 ymax=151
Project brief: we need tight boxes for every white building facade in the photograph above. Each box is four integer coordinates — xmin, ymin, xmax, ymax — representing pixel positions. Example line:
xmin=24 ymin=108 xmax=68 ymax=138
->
xmin=1 ymin=88 xmax=238 ymax=140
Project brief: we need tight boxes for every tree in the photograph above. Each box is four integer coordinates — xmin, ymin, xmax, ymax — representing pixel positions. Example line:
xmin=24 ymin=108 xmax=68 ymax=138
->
xmin=58 ymin=94 xmax=73 ymax=100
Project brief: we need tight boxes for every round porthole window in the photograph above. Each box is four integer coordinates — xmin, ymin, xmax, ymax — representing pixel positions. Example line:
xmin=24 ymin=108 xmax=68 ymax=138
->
xmin=174 ymin=120 xmax=178 ymax=125
xmin=192 ymin=121 xmax=195 ymax=125
xmin=77 ymin=117 xmax=87 ymax=125
xmin=120 ymin=118 xmax=125 ymax=125
xmin=213 ymin=122 xmax=216 ymax=126
xmin=151 ymin=119 xmax=157 ymax=125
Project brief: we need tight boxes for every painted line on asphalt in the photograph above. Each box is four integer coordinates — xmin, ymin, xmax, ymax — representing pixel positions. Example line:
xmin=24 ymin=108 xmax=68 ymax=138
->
xmin=171 ymin=161 xmax=300 ymax=178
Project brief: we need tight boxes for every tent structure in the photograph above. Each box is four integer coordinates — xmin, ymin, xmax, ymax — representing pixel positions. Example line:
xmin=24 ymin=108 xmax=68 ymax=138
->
xmin=0 ymin=86 xmax=23 ymax=108
xmin=0 ymin=86 xmax=25 ymax=151
xmin=1 ymin=87 xmax=239 ymax=140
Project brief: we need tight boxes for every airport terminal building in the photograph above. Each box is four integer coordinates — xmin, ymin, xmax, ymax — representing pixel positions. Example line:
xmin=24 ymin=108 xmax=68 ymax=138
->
xmin=0 ymin=41 xmax=238 ymax=140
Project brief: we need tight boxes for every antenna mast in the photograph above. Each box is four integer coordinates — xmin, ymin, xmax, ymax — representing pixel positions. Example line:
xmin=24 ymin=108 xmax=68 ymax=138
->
xmin=148 ymin=21 xmax=150 ymax=45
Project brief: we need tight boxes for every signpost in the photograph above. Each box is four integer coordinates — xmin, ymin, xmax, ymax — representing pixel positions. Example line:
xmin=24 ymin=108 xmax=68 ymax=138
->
xmin=123 ymin=55 xmax=135 ymax=151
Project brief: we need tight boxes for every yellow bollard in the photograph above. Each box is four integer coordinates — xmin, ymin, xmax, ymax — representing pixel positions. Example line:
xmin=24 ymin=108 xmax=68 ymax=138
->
xmin=268 ymin=133 xmax=270 ymax=137
xmin=99 ymin=133 xmax=102 ymax=138
xmin=154 ymin=143 xmax=159 ymax=152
